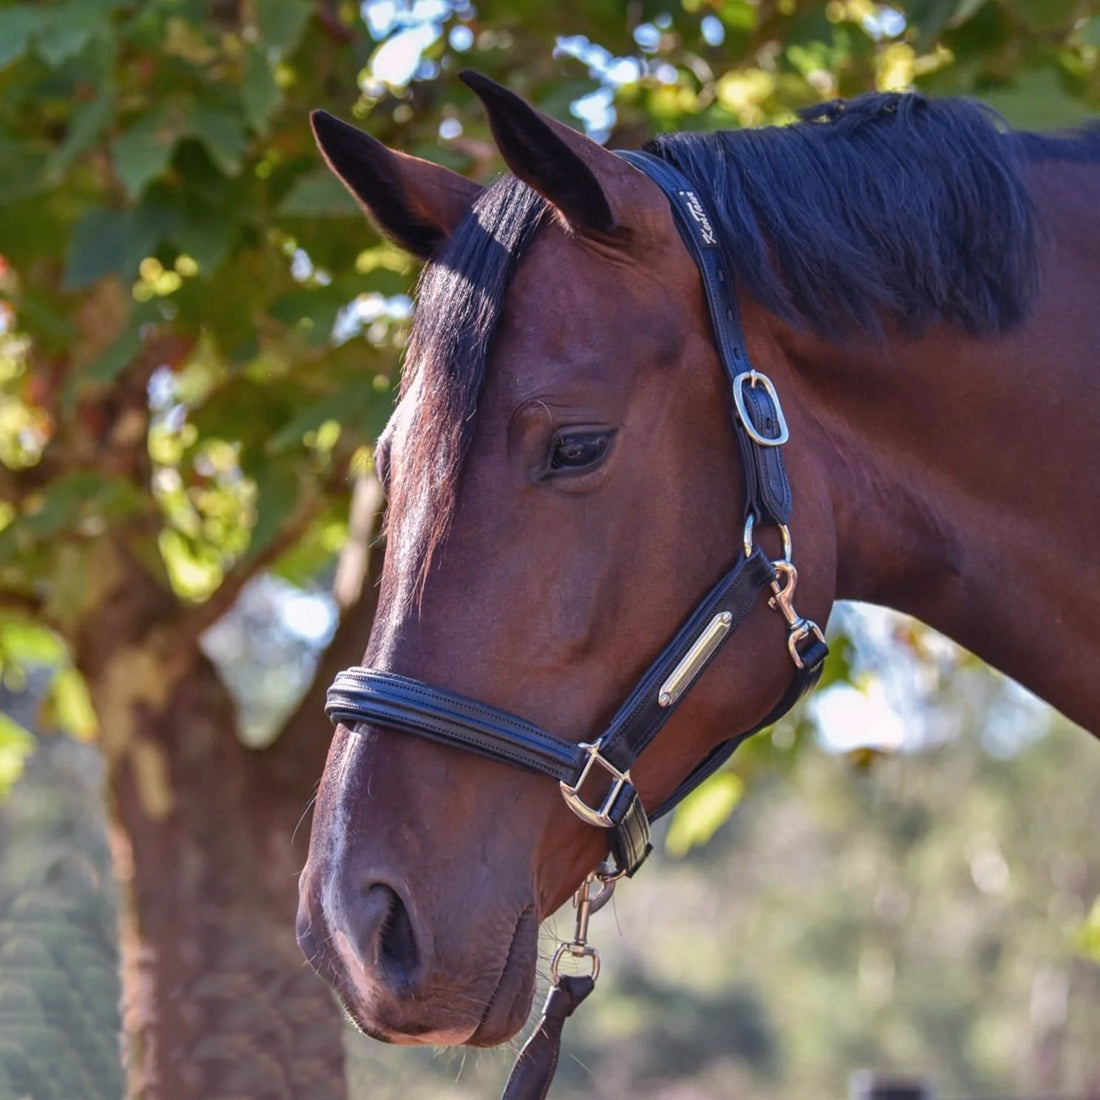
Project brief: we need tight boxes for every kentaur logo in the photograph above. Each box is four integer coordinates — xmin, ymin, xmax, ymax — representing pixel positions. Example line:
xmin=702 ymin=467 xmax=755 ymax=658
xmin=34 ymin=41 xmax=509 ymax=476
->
xmin=678 ymin=189 xmax=718 ymax=246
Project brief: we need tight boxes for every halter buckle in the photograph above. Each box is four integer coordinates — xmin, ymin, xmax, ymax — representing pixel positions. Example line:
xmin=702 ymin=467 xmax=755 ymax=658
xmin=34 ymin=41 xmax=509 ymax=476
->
xmin=733 ymin=370 xmax=790 ymax=446
xmin=559 ymin=740 xmax=633 ymax=829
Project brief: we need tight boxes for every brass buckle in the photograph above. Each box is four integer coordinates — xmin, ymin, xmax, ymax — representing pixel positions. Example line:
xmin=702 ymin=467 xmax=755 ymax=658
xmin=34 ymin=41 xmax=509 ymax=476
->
xmin=732 ymin=370 xmax=790 ymax=447
xmin=559 ymin=741 xmax=632 ymax=829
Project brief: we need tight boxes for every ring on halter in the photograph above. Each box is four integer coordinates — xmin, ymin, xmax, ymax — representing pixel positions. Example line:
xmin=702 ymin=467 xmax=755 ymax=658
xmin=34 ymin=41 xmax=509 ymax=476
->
xmin=743 ymin=514 xmax=792 ymax=562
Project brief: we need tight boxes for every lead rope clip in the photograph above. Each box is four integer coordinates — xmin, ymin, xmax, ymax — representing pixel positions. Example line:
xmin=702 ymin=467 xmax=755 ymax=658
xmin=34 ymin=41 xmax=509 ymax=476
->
xmin=768 ymin=559 xmax=826 ymax=670
xmin=500 ymin=864 xmax=619 ymax=1100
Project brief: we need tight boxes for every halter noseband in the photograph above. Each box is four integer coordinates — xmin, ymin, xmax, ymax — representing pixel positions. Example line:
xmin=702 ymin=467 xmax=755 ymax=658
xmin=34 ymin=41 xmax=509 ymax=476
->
xmin=325 ymin=152 xmax=827 ymax=879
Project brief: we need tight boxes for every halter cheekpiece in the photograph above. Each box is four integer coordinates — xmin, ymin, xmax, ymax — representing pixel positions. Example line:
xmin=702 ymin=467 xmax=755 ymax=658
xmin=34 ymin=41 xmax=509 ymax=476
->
xmin=324 ymin=152 xmax=829 ymax=1097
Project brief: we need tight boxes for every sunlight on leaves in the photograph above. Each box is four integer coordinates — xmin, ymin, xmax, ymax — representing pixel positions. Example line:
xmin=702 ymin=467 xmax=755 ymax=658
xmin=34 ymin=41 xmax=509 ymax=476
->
xmin=0 ymin=712 xmax=34 ymax=799
xmin=666 ymin=771 xmax=744 ymax=857
xmin=1075 ymin=897 xmax=1100 ymax=963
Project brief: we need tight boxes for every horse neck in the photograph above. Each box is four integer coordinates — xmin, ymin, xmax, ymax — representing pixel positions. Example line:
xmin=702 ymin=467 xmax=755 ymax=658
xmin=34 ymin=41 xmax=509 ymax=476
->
xmin=772 ymin=186 xmax=1100 ymax=732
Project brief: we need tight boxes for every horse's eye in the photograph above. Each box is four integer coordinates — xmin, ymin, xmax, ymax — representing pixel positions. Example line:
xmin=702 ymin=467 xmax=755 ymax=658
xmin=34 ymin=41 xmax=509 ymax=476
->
xmin=549 ymin=431 xmax=610 ymax=472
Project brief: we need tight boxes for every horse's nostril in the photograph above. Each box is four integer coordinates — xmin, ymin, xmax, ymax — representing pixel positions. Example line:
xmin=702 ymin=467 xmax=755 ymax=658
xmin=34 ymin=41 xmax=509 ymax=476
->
xmin=360 ymin=884 xmax=420 ymax=990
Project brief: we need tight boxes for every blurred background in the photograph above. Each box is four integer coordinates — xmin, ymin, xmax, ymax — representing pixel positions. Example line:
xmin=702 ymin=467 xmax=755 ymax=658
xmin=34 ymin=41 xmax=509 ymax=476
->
xmin=0 ymin=1 xmax=1097 ymax=1097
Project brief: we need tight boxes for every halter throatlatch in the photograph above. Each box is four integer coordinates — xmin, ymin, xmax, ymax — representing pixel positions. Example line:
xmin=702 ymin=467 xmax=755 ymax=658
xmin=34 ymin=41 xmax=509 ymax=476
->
xmin=323 ymin=152 xmax=828 ymax=1097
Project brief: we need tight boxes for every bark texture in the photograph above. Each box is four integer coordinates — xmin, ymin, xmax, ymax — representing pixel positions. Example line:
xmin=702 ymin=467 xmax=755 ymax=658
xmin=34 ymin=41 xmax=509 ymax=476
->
xmin=74 ymin=541 xmax=372 ymax=1100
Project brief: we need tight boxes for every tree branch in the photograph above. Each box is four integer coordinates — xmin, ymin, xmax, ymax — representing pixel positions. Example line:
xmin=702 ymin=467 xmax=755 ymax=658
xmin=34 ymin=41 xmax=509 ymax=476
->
xmin=0 ymin=589 xmax=46 ymax=618
xmin=177 ymin=492 xmax=326 ymax=650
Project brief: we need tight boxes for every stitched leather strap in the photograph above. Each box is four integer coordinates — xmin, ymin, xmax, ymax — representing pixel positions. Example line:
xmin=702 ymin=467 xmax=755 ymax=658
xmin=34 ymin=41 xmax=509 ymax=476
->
xmin=650 ymin=628 xmax=828 ymax=822
xmin=499 ymin=974 xmax=595 ymax=1100
xmin=616 ymin=150 xmax=793 ymax=528
xmin=326 ymin=549 xmax=778 ymax=877
xmin=597 ymin=548 xmax=775 ymax=773
xmin=326 ymin=667 xmax=586 ymax=782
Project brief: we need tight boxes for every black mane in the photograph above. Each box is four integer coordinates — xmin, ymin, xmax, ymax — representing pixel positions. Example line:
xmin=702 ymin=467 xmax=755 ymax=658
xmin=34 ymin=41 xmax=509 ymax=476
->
xmin=392 ymin=92 xmax=1097 ymax=586
xmin=650 ymin=92 xmax=1048 ymax=341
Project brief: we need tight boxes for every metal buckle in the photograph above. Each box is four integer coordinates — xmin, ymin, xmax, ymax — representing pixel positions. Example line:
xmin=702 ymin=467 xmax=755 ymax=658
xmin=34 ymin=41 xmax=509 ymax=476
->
xmin=559 ymin=740 xmax=632 ymax=829
xmin=732 ymin=370 xmax=790 ymax=447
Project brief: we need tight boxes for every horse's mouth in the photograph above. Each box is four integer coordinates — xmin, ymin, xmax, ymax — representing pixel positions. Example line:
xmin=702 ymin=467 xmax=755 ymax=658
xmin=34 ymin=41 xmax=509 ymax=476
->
xmin=307 ymin=904 xmax=539 ymax=1048
xmin=467 ymin=907 xmax=539 ymax=1047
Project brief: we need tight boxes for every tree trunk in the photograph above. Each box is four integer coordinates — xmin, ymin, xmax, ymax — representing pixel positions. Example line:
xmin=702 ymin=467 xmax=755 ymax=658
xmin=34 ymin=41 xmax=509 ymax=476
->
xmin=78 ymin=548 xmax=348 ymax=1100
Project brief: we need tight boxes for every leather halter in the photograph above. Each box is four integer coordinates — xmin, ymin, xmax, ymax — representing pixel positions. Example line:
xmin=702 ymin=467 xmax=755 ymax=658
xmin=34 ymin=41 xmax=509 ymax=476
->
xmin=325 ymin=152 xmax=828 ymax=878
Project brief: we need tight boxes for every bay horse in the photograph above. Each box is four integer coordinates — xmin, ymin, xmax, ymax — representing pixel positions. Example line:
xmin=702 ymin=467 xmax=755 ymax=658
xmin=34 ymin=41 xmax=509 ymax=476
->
xmin=297 ymin=71 xmax=1100 ymax=1057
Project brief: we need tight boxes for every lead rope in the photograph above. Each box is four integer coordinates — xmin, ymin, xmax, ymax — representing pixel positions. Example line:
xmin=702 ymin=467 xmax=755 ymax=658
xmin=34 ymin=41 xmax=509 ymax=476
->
xmin=500 ymin=865 xmax=619 ymax=1100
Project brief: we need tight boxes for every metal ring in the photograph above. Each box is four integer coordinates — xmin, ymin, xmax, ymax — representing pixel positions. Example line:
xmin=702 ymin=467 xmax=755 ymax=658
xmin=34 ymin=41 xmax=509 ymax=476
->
xmin=744 ymin=515 xmax=792 ymax=563
xmin=550 ymin=943 xmax=600 ymax=984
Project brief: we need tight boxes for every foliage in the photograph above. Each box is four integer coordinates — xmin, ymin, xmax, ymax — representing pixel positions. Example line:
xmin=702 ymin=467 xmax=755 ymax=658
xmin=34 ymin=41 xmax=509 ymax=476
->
xmin=0 ymin=0 xmax=1096 ymax=1093
xmin=0 ymin=0 xmax=1095 ymax=729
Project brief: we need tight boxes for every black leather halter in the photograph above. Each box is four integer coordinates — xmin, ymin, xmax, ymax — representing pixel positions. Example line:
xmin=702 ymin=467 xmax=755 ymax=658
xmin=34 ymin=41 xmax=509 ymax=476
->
xmin=325 ymin=152 xmax=828 ymax=878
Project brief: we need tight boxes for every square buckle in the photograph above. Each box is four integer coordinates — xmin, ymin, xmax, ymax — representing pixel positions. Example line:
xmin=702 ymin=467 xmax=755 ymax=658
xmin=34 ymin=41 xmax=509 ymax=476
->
xmin=559 ymin=741 xmax=633 ymax=828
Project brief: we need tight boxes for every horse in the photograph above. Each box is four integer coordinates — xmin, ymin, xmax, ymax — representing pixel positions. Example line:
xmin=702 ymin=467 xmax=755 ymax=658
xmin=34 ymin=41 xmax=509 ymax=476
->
xmin=296 ymin=70 xmax=1100 ymax=1058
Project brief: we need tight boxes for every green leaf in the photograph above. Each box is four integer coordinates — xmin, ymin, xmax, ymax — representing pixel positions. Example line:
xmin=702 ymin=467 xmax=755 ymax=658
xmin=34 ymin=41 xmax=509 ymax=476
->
xmin=64 ymin=208 xmax=131 ymax=289
xmin=1007 ymin=0 xmax=1079 ymax=33
xmin=34 ymin=23 xmax=92 ymax=67
xmin=189 ymin=106 xmax=249 ymax=176
xmin=112 ymin=108 xmax=187 ymax=198
xmin=47 ymin=90 xmax=115 ymax=176
xmin=265 ymin=384 xmax=390 ymax=453
xmin=665 ymin=772 xmax=744 ymax=857
xmin=247 ymin=463 xmax=300 ymax=559
xmin=0 ymin=713 xmax=34 ymax=799
xmin=1076 ymin=897 xmax=1100 ymax=963
xmin=978 ymin=67 xmax=1093 ymax=130
xmin=908 ymin=0 xmax=970 ymax=54
xmin=44 ymin=667 xmax=98 ymax=741
xmin=83 ymin=321 xmax=143 ymax=386
xmin=174 ymin=200 xmax=235 ymax=273
xmin=0 ymin=473 xmax=146 ymax=560
xmin=29 ymin=0 xmax=119 ymax=66
xmin=1075 ymin=16 xmax=1100 ymax=47
xmin=256 ymin=0 xmax=313 ymax=58
xmin=269 ymin=288 xmax=343 ymax=343
xmin=0 ymin=616 xmax=66 ymax=666
xmin=278 ymin=169 xmax=360 ymax=217
xmin=0 ymin=6 xmax=46 ymax=69
xmin=0 ymin=137 xmax=49 ymax=204
xmin=243 ymin=45 xmax=283 ymax=134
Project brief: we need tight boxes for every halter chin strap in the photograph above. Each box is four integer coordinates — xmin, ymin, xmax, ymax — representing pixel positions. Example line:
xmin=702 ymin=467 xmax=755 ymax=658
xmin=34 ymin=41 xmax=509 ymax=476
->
xmin=324 ymin=152 xmax=827 ymax=880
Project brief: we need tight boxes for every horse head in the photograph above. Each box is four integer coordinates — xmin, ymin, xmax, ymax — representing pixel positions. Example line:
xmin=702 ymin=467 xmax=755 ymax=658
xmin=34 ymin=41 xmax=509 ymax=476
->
xmin=296 ymin=73 xmax=836 ymax=1046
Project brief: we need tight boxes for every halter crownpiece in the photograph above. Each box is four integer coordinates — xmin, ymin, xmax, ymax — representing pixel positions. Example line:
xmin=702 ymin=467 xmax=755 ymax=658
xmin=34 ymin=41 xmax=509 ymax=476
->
xmin=325 ymin=153 xmax=828 ymax=1097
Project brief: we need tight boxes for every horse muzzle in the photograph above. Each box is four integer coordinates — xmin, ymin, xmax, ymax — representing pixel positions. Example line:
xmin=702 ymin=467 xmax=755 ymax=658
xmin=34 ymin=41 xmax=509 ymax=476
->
xmin=296 ymin=855 xmax=539 ymax=1046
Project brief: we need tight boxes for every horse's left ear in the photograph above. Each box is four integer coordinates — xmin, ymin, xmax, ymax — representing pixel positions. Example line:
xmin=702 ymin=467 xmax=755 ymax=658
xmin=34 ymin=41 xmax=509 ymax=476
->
xmin=460 ymin=70 xmax=640 ymax=236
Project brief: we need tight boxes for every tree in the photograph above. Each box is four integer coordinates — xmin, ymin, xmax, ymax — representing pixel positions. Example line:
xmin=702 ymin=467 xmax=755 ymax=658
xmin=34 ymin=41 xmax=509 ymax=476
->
xmin=0 ymin=0 xmax=1095 ymax=1095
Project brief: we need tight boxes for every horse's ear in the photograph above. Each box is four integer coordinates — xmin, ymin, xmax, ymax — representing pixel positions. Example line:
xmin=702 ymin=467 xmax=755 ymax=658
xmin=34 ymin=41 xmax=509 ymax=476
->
xmin=310 ymin=110 xmax=483 ymax=260
xmin=460 ymin=70 xmax=638 ymax=236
